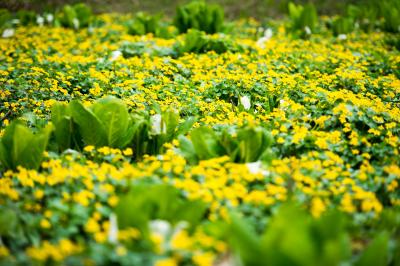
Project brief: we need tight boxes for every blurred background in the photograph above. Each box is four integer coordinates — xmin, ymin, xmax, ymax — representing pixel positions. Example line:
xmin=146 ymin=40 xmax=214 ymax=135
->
xmin=0 ymin=0 xmax=364 ymax=19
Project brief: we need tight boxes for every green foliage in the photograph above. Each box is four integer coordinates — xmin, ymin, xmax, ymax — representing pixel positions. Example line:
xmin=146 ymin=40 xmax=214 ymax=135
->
xmin=354 ymin=232 xmax=389 ymax=266
xmin=331 ymin=16 xmax=355 ymax=36
xmin=236 ymin=126 xmax=274 ymax=163
xmin=51 ymin=97 xmax=194 ymax=157
xmin=69 ymin=96 xmax=135 ymax=149
xmin=381 ymin=0 xmax=400 ymax=33
xmin=16 ymin=10 xmax=36 ymax=26
xmin=228 ymin=203 xmax=393 ymax=266
xmin=145 ymin=109 xmax=196 ymax=156
xmin=51 ymin=102 xmax=81 ymax=152
xmin=127 ymin=12 xmax=174 ymax=38
xmin=287 ymin=2 xmax=318 ymax=38
xmin=174 ymin=1 xmax=224 ymax=34
xmin=0 ymin=121 xmax=52 ymax=170
xmin=115 ymin=183 xmax=207 ymax=235
xmin=174 ymin=29 xmax=238 ymax=55
xmin=57 ymin=2 xmax=93 ymax=29
xmin=0 ymin=206 xmax=17 ymax=236
xmin=0 ymin=9 xmax=11 ymax=29
xmin=178 ymin=125 xmax=274 ymax=164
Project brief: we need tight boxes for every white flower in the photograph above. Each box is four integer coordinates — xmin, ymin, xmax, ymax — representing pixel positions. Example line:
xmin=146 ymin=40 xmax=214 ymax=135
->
xmin=110 ymin=50 xmax=122 ymax=61
xmin=46 ymin=14 xmax=54 ymax=23
xmin=2 ymin=29 xmax=14 ymax=38
xmin=246 ymin=161 xmax=270 ymax=175
xmin=338 ymin=34 xmax=347 ymax=40
xmin=264 ymin=28 xmax=273 ymax=39
xmin=36 ymin=16 xmax=44 ymax=26
xmin=72 ymin=18 xmax=79 ymax=30
xmin=149 ymin=220 xmax=171 ymax=238
xmin=256 ymin=28 xmax=273 ymax=48
xmin=304 ymin=26 xmax=312 ymax=35
xmin=239 ymin=95 xmax=251 ymax=110
xmin=150 ymin=114 xmax=166 ymax=135
xmin=108 ymin=213 xmax=118 ymax=244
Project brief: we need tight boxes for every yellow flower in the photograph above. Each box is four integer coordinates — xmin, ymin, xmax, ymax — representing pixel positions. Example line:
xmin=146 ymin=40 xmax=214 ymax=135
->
xmin=40 ymin=219 xmax=51 ymax=229
xmin=84 ymin=145 xmax=95 ymax=152
xmin=34 ymin=189 xmax=44 ymax=199
xmin=107 ymin=195 xmax=119 ymax=207
xmin=155 ymin=258 xmax=178 ymax=266
xmin=123 ymin=148 xmax=133 ymax=156
xmin=85 ymin=218 xmax=100 ymax=233
xmin=310 ymin=197 xmax=326 ymax=217
xmin=115 ymin=245 xmax=127 ymax=256
xmin=0 ymin=246 xmax=9 ymax=257
xmin=192 ymin=252 xmax=214 ymax=266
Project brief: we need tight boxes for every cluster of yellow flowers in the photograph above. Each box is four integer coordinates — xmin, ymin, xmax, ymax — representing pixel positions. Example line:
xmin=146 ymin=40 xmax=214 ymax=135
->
xmin=0 ymin=12 xmax=399 ymax=265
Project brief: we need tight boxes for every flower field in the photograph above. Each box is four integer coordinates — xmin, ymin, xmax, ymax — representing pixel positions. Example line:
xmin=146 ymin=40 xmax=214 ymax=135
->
xmin=0 ymin=1 xmax=399 ymax=265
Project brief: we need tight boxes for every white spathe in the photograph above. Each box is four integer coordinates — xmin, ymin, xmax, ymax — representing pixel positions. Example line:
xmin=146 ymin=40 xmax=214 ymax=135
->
xmin=149 ymin=220 xmax=171 ymax=238
xmin=37 ymin=16 xmax=44 ymax=26
xmin=304 ymin=26 xmax=312 ymax=35
xmin=240 ymin=95 xmax=251 ymax=110
xmin=72 ymin=18 xmax=79 ymax=30
xmin=46 ymin=14 xmax=54 ymax=23
xmin=338 ymin=34 xmax=347 ymax=40
xmin=256 ymin=28 xmax=273 ymax=48
xmin=108 ymin=213 xmax=119 ymax=244
xmin=110 ymin=50 xmax=122 ymax=61
xmin=150 ymin=114 xmax=167 ymax=135
xmin=2 ymin=29 xmax=15 ymax=38
xmin=246 ymin=161 xmax=270 ymax=175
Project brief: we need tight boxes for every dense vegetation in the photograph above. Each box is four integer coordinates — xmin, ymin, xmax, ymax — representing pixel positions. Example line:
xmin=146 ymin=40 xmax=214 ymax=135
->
xmin=0 ymin=1 xmax=399 ymax=265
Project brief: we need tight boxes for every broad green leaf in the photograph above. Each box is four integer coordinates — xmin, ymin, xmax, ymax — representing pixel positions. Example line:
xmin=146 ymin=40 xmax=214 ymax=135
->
xmin=0 ymin=207 xmax=17 ymax=236
xmin=229 ymin=213 xmax=265 ymax=266
xmin=0 ymin=121 xmax=52 ymax=170
xmin=176 ymin=116 xmax=196 ymax=136
xmin=261 ymin=203 xmax=317 ymax=266
xmin=162 ymin=109 xmax=180 ymax=142
xmin=355 ymin=232 xmax=389 ymax=266
xmin=69 ymin=100 xmax=107 ymax=147
xmin=16 ymin=123 xmax=53 ymax=170
xmin=177 ymin=135 xmax=198 ymax=164
xmin=52 ymin=102 xmax=74 ymax=151
xmin=91 ymin=96 xmax=131 ymax=148
xmin=190 ymin=127 xmax=224 ymax=160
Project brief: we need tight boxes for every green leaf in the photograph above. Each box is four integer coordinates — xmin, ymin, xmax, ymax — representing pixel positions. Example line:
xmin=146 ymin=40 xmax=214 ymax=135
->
xmin=91 ymin=96 xmax=132 ymax=148
xmin=190 ymin=127 xmax=224 ymax=160
xmin=229 ymin=213 xmax=265 ymax=266
xmin=176 ymin=116 xmax=196 ymax=136
xmin=69 ymin=100 xmax=108 ymax=147
xmin=51 ymin=102 xmax=75 ymax=151
xmin=17 ymin=123 xmax=53 ymax=170
xmin=0 ymin=207 xmax=17 ymax=236
xmin=0 ymin=121 xmax=52 ymax=170
xmin=355 ymin=232 xmax=389 ymax=266
xmin=177 ymin=135 xmax=198 ymax=164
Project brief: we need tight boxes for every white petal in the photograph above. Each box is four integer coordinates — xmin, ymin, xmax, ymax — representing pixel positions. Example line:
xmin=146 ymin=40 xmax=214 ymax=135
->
xmin=150 ymin=220 xmax=170 ymax=237
xmin=264 ymin=28 xmax=273 ymax=39
xmin=110 ymin=50 xmax=122 ymax=61
xmin=240 ymin=95 xmax=251 ymax=110
xmin=247 ymin=161 xmax=262 ymax=174
xmin=2 ymin=29 xmax=14 ymax=38
xmin=150 ymin=114 xmax=163 ymax=135
xmin=72 ymin=18 xmax=79 ymax=29
xmin=46 ymin=14 xmax=54 ymax=23
xmin=37 ymin=16 xmax=44 ymax=26
xmin=108 ymin=213 xmax=119 ymax=244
